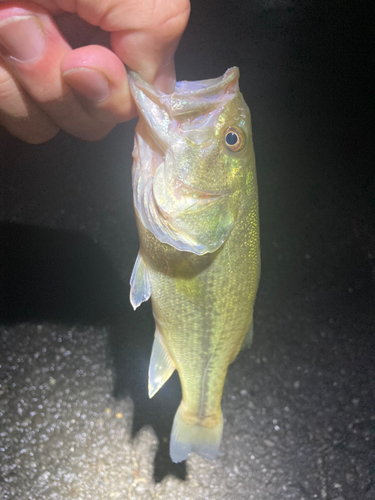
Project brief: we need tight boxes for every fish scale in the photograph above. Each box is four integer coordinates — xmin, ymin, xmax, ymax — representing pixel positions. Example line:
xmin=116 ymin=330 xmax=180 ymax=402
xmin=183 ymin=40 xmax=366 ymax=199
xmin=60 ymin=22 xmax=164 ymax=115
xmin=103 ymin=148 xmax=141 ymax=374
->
xmin=128 ymin=67 xmax=260 ymax=462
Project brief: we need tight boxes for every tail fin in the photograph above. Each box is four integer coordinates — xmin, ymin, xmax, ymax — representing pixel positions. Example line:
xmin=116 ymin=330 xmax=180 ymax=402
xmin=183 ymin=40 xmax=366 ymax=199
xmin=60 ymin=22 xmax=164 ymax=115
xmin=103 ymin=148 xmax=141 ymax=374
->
xmin=169 ymin=403 xmax=223 ymax=463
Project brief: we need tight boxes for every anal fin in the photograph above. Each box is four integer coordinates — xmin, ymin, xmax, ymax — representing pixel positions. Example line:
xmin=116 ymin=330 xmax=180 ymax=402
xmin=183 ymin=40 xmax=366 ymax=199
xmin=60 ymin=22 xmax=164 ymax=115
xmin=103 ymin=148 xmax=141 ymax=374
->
xmin=130 ymin=252 xmax=151 ymax=310
xmin=148 ymin=330 xmax=175 ymax=398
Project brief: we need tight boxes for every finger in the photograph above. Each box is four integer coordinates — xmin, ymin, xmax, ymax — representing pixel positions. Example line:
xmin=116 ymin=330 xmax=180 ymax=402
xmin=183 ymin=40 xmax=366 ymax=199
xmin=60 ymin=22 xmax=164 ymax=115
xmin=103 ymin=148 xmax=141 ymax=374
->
xmin=0 ymin=0 xmax=190 ymax=95
xmin=34 ymin=0 xmax=190 ymax=93
xmin=0 ymin=57 xmax=58 ymax=143
xmin=0 ymin=3 xmax=114 ymax=140
xmin=61 ymin=45 xmax=136 ymax=124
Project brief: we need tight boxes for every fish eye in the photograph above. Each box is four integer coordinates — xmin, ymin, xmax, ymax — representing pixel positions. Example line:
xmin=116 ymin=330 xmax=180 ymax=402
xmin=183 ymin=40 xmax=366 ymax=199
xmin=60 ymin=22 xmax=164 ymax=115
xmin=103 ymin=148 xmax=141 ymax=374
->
xmin=224 ymin=126 xmax=245 ymax=152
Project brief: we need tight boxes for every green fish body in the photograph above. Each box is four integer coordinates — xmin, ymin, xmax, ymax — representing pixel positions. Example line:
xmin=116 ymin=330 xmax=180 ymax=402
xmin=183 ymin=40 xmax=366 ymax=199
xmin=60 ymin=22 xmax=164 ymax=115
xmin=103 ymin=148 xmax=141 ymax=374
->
xmin=128 ymin=68 xmax=260 ymax=462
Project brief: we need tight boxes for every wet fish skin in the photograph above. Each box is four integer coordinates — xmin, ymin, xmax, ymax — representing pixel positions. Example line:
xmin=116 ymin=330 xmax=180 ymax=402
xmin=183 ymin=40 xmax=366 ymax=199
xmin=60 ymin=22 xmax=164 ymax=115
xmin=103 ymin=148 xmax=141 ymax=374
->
xmin=129 ymin=68 xmax=260 ymax=462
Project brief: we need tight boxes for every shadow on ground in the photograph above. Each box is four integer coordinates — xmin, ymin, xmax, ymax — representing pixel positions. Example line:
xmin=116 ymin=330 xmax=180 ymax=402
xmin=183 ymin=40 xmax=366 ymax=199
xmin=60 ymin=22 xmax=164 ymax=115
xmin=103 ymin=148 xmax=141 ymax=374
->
xmin=0 ymin=220 xmax=186 ymax=482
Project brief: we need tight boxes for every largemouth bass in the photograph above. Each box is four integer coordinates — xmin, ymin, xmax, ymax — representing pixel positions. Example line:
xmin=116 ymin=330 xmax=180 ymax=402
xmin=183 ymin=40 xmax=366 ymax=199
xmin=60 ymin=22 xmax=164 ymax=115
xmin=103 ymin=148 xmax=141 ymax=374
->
xmin=128 ymin=67 xmax=260 ymax=463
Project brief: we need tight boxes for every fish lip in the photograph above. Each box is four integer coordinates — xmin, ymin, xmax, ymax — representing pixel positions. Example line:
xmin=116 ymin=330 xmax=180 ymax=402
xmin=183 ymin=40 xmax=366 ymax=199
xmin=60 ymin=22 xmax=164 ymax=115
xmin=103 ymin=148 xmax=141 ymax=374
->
xmin=128 ymin=68 xmax=240 ymax=122
xmin=128 ymin=67 xmax=239 ymax=100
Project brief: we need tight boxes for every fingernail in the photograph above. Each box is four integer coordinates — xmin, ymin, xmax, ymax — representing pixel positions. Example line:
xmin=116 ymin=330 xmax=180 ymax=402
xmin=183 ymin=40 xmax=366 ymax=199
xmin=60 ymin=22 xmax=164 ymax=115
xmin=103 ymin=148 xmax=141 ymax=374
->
xmin=0 ymin=16 xmax=45 ymax=63
xmin=63 ymin=68 xmax=110 ymax=102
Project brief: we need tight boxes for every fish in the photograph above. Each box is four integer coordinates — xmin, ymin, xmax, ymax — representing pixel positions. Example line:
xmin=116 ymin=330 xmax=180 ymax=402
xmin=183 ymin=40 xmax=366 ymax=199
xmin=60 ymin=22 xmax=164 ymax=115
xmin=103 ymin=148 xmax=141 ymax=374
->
xmin=128 ymin=67 xmax=260 ymax=463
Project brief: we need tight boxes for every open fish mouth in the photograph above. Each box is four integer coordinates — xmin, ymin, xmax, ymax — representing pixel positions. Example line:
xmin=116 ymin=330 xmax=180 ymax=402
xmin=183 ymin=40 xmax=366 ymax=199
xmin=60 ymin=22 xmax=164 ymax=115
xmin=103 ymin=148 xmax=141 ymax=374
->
xmin=127 ymin=68 xmax=240 ymax=149
xmin=128 ymin=67 xmax=239 ymax=118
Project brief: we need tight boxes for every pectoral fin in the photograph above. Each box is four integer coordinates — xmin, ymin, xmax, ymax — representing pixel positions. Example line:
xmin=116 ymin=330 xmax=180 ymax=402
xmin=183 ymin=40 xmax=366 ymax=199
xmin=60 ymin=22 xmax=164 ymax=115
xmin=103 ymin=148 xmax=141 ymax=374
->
xmin=148 ymin=330 xmax=175 ymax=398
xmin=130 ymin=253 xmax=151 ymax=310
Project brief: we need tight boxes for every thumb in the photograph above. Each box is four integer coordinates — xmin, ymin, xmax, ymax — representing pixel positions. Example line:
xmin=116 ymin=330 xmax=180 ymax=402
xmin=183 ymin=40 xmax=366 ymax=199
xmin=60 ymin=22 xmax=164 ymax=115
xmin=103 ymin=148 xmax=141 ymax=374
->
xmin=110 ymin=0 xmax=190 ymax=93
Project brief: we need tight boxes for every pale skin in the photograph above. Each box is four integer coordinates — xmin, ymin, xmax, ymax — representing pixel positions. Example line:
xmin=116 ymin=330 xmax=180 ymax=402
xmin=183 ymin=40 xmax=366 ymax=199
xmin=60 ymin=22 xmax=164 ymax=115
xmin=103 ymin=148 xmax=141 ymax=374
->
xmin=0 ymin=0 xmax=190 ymax=144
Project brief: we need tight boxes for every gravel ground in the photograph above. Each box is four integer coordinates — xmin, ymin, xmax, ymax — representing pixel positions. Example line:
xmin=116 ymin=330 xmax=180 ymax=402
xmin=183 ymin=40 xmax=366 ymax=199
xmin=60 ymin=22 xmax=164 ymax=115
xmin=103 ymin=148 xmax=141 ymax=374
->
xmin=1 ymin=1 xmax=374 ymax=499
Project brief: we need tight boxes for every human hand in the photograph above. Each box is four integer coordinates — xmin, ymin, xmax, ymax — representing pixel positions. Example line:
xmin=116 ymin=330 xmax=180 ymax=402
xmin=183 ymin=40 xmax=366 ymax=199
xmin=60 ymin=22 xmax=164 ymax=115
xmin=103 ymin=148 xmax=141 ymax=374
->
xmin=0 ymin=0 xmax=190 ymax=143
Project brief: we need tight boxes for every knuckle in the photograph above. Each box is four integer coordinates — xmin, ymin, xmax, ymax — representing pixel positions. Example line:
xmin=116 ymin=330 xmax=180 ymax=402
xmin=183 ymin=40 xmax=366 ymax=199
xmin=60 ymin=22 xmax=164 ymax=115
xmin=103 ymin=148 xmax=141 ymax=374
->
xmin=76 ymin=122 xmax=114 ymax=141
xmin=152 ymin=0 xmax=191 ymax=34
xmin=124 ymin=0 xmax=190 ymax=34
xmin=24 ymin=127 xmax=59 ymax=144
xmin=0 ymin=112 xmax=59 ymax=144
xmin=0 ymin=70 xmax=20 ymax=107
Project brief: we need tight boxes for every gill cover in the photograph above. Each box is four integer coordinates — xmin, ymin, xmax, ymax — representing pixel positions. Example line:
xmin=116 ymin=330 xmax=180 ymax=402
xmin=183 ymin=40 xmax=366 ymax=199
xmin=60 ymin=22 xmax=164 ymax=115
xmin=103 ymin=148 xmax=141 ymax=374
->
xmin=129 ymin=68 xmax=241 ymax=255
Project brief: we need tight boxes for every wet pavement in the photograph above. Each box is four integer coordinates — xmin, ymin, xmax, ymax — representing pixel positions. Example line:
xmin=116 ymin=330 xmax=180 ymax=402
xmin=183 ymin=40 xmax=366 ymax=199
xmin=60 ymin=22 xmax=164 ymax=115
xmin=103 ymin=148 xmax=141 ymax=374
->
xmin=1 ymin=1 xmax=374 ymax=499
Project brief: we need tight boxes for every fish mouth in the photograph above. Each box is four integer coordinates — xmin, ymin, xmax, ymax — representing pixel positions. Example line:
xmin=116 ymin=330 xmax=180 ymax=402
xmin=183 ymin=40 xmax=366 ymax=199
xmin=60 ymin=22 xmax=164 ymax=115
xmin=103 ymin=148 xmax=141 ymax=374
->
xmin=128 ymin=67 xmax=240 ymax=135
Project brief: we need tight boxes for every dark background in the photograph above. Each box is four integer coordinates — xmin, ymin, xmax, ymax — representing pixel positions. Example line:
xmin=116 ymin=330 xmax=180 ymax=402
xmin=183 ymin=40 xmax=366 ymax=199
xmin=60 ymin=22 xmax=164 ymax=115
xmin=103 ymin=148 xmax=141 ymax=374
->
xmin=1 ymin=1 xmax=374 ymax=499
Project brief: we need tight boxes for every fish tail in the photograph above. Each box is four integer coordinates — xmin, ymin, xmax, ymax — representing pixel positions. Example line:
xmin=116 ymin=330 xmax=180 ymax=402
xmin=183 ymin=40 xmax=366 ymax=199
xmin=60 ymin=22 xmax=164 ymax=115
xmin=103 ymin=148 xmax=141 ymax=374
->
xmin=169 ymin=402 xmax=223 ymax=463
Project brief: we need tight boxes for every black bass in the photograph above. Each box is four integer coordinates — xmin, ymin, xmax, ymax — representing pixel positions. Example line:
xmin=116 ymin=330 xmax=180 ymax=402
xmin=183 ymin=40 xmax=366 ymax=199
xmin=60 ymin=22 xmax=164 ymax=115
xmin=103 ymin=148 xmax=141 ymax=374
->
xmin=128 ymin=67 xmax=260 ymax=463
